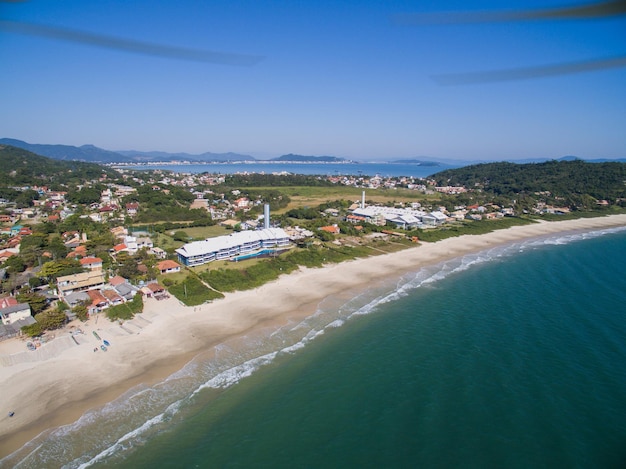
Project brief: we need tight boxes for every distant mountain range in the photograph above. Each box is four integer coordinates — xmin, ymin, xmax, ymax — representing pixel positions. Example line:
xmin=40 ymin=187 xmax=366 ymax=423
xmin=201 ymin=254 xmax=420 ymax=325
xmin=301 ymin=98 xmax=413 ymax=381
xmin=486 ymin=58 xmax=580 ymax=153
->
xmin=0 ymin=138 xmax=125 ymax=163
xmin=0 ymin=139 xmax=354 ymax=164
xmin=0 ymin=138 xmax=255 ymax=163
xmin=1 ymin=138 xmax=624 ymax=165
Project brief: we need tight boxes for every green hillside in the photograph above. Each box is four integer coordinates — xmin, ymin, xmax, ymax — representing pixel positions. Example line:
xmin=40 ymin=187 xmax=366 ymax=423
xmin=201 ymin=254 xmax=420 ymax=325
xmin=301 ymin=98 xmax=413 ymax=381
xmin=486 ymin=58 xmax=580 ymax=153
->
xmin=431 ymin=160 xmax=626 ymax=202
xmin=0 ymin=144 xmax=114 ymax=185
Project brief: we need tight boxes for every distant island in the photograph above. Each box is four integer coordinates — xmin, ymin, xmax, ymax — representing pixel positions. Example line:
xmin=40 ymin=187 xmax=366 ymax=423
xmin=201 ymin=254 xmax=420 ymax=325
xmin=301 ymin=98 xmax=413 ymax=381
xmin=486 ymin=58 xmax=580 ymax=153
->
xmin=268 ymin=154 xmax=352 ymax=163
xmin=389 ymin=159 xmax=441 ymax=166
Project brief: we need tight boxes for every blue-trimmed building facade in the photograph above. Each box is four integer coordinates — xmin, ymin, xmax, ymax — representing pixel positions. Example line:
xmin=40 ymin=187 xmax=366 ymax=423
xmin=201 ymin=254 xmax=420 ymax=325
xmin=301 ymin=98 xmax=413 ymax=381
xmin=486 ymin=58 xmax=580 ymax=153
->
xmin=176 ymin=228 xmax=291 ymax=267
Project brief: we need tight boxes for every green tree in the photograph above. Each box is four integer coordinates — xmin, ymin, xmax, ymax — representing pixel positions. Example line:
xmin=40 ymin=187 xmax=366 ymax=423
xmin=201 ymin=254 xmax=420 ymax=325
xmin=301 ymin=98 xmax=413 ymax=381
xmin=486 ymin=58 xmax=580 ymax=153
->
xmin=21 ymin=323 xmax=42 ymax=337
xmin=14 ymin=189 xmax=39 ymax=208
xmin=3 ymin=254 xmax=26 ymax=274
xmin=86 ymin=232 xmax=116 ymax=253
xmin=16 ymin=291 xmax=47 ymax=314
xmin=173 ymin=230 xmax=189 ymax=242
xmin=67 ymin=186 xmax=102 ymax=205
xmin=118 ymin=258 xmax=140 ymax=279
xmin=34 ymin=309 xmax=66 ymax=330
xmin=47 ymin=235 xmax=69 ymax=260
xmin=73 ymin=304 xmax=88 ymax=321
xmin=39 ymin=259 xmax=83 ymax=280
xmin=28 ymin=276 xmax=45 ymax=289
xmin=19 ymin=233 xmax=46 ymax=251
xmin=316 ymin=229 xmax=335 ymax=242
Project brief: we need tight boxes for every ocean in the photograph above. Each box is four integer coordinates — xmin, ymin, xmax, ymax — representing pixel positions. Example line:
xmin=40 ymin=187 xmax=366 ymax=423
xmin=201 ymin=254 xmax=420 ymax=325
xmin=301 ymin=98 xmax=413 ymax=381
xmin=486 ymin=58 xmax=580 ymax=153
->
xmin=3 ymin=227 xmax=626 ymax=468
xmin=113 ymin=161 xmax=453 ymax=178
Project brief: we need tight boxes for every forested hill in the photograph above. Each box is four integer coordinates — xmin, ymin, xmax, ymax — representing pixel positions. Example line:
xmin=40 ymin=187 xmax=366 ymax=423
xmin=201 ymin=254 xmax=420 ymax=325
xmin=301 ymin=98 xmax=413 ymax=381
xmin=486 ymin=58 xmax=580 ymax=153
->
xmin=431 ymin=160 xmax=626 ymax=201
xmin=0 ymin=138 xmax=125 ymax=163
xmin=0 ymin=144 xmax=115 ymax=185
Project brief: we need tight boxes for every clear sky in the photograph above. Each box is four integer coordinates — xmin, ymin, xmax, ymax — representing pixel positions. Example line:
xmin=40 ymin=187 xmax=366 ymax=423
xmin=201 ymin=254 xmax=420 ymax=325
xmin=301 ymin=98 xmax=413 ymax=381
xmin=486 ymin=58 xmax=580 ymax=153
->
xmin=1 ymin=0 xmax=624 ymax=161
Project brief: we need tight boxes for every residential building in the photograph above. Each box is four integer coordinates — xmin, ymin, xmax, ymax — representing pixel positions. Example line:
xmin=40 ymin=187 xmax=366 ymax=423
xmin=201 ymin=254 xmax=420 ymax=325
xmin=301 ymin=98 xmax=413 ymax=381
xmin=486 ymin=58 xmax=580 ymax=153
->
xmin=125 ymin=202 xmax=139 ymax=217
xmin=319 ymin=225 xmax=340 ymax=234
xmin=0 ymin=316 xmax=36 ymax=341
xmin=0 ymin=302 xmax=31 ymax=325
xmin=136 ymin=236 xmax=154 ymax=250
xmin=176 ymin=228 xmax=290 ymax=267
xmin=57 ymin=271 xmax=106 ymax=297
xmin=79 ymin=257 xmax=103 ymax=271
xmin=157 ymin=260 xmax=181 ymax=274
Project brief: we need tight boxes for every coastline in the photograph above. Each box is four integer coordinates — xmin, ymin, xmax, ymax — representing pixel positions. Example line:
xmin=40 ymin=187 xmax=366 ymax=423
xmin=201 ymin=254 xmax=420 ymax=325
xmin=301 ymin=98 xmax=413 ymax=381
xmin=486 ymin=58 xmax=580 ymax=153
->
xmin=2 ymin=214 xmax=626 ymax=457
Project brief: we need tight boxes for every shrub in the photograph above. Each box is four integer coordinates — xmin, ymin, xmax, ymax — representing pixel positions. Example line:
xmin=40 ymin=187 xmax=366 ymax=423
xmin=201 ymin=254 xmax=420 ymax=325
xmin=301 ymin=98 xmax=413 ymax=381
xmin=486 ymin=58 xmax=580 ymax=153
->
xmin=73 ymin=305 xmax=88 ymax=321
xmin=34 ymin=309 xmax=66 ymax=330
xmin=21 ymin=322 xmax=42 ymax=337
xmin=106 ymin=294 xmax=144 ymax=321
xmin=168 ymin=275 xmax=224 ymax=306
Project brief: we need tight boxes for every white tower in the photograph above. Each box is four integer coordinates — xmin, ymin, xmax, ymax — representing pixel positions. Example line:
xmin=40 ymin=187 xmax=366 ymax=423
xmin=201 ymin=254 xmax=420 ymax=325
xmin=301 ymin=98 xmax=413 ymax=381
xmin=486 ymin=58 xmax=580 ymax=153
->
xmin=264 ymin=204 xmax=270 ymax=229
xmin=361 ymin=191 xmax=366 ymax=209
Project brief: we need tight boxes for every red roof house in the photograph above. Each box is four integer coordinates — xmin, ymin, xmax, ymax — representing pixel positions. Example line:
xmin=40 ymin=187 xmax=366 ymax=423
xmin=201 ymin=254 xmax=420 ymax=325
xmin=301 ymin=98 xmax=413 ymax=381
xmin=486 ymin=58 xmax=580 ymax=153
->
xmin=157 ymin=260 xmax=181 ymax=274
xmin=80 ymin=257 xmax=103 ymax=270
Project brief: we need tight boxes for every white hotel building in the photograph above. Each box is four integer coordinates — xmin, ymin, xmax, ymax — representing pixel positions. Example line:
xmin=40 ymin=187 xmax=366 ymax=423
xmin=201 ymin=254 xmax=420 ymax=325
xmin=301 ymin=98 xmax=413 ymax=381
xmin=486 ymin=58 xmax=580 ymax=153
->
xmin=176 ymin=228 xmax=291 ymax=267
xmin=350 ymin=206 xmax=448 ymax=230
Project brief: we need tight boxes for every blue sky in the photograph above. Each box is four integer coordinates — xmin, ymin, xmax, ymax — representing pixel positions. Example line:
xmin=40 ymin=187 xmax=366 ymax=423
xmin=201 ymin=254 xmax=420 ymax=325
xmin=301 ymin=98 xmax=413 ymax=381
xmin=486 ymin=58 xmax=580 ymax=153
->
xmin=1 ymin=0 xmax=624 ymax=161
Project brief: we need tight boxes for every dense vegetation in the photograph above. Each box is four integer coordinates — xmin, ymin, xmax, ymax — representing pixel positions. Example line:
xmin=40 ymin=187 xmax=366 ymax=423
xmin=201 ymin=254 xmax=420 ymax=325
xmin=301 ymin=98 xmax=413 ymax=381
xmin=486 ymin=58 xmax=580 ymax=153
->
xmin=122 ymin=184 xmax=214 ymax=224
xmin=408 ymin=217 xmax=535 ymax=242
xmin=200 ymin=244 xmax=373 ymax=293
xmin=168 ymin=275 xmax=224 ymax=306
xmin=432 ymin=160 xmax=626 ymax=206
xmin=223 ymin=173 xmax=334 ymax=187
xmin=0 ymin=144 xmax=116 ymax=186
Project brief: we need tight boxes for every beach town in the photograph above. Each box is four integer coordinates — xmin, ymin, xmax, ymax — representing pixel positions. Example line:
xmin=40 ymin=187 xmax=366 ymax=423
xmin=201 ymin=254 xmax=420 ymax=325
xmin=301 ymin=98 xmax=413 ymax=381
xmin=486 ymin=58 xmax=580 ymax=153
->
xmin=2 ymin=146 xmax=626 ymax=460
xmin=2 ymin=213 xmax=626 ymax=457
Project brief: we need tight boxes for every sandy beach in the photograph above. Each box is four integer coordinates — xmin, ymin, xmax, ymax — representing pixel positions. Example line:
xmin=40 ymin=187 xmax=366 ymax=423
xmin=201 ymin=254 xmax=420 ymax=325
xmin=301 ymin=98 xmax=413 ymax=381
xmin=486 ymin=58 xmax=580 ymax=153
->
xmin=2 ymin=214 xmax=626 ymax=457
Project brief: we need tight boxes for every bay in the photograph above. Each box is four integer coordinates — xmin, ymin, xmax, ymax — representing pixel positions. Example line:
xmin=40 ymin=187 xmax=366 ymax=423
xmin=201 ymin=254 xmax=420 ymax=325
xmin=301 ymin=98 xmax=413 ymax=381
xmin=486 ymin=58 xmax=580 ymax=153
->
xmin=113 ymin=162 xmax=456 ymax=178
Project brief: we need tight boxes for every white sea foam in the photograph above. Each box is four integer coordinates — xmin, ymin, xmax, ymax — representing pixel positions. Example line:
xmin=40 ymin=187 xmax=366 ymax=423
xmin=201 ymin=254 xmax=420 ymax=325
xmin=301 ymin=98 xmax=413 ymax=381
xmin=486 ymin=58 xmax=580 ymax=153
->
xmin=327 ymin=319 xmax=345 ymax=328
xmin=74 ymin=412 xmax=167 ymax=469
xmin=191 ymin=351 xmax=278 ymax=396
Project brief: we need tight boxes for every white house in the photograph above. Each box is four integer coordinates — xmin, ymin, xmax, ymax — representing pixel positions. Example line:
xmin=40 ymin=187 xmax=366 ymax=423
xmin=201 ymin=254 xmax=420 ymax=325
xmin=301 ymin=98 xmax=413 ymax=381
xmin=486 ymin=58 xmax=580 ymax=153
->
xmin=79 ymin=257 xmax=103 ymax=271
xmin=0 ymin=303 xmax=32 ymax=325
xmin=157 ymin=260 xmax=181 ymax=274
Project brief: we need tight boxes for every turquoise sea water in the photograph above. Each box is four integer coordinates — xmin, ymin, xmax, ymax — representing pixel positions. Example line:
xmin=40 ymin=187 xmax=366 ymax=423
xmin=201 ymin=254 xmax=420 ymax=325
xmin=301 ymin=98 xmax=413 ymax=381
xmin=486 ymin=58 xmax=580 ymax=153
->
xmin=3 ymin=227 xmax=626 ymax=468
xmin=116 ymin=161 xmax=453 ymax=178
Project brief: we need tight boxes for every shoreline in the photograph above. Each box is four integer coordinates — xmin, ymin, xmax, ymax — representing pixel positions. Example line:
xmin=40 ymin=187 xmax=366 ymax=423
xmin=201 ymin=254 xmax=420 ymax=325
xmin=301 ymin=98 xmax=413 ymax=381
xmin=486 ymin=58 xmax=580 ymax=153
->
xmin=2 ymin=214 xmax=626 ymax=457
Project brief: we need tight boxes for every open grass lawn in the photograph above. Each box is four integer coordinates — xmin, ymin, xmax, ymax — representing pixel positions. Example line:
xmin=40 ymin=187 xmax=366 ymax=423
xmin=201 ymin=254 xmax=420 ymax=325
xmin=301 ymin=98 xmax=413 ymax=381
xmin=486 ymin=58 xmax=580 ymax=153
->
xmin=180 ymin=225 xmax=231 ymax=240
xmin=239 ymin=185 xmax=444 ymax=212
xmin=150 ymin=233 xmax=184 ymax=251
xmin=157 ymin=270 xmax=188 ymax=284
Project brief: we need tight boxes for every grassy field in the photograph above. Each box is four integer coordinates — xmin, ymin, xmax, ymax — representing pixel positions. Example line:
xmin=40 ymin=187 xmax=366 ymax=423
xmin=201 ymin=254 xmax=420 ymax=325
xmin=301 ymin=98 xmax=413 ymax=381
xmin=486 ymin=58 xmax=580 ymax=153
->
xmin=239 ymin=185 xmax=444 ymax=213
xmin=149 ymin=232 xmax=183 ymax=252
xmin=177 ymin=225 xmax=232 ymax=240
